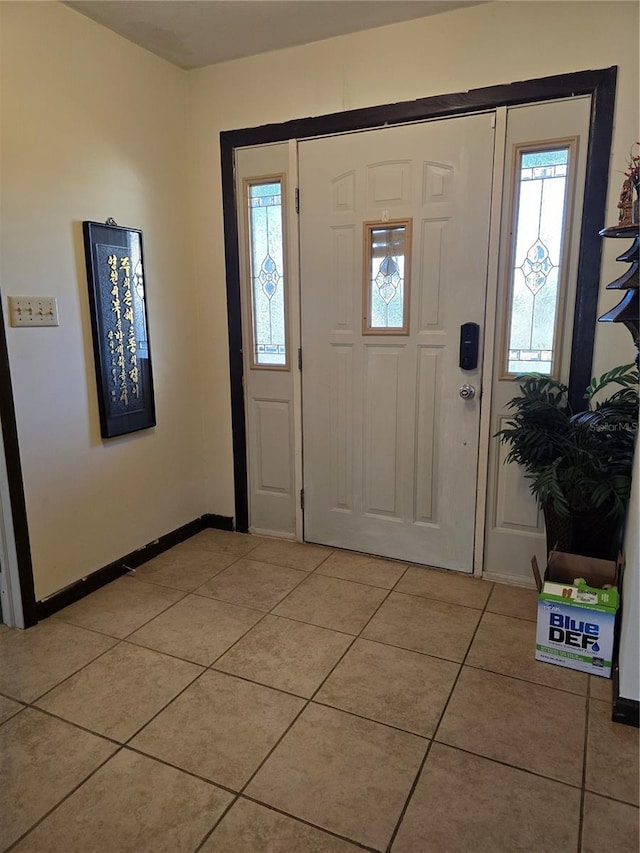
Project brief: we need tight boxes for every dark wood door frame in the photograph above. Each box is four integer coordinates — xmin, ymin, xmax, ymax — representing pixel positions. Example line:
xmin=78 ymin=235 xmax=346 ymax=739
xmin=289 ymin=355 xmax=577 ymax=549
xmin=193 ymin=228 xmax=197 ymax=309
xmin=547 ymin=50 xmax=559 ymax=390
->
xmin=0 ymin=300 xmax=37 ymax=627
xmin=221 ymin=67 xmax=617 ymax=532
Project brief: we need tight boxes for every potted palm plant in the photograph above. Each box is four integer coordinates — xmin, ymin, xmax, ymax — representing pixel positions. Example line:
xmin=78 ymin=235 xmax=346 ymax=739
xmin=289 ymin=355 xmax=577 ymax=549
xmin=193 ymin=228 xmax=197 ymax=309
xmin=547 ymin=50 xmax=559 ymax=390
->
xmin=497 ymin=364 xmax=639 ymax=560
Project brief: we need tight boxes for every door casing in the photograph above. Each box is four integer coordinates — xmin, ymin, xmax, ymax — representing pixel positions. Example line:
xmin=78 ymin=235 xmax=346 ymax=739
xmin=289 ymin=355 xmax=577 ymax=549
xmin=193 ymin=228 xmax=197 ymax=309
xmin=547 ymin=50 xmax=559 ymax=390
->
xmin=0 ymin=298 xmax=37 ymax=628
xmin=221 ymin=68 xmax=617 ymax=539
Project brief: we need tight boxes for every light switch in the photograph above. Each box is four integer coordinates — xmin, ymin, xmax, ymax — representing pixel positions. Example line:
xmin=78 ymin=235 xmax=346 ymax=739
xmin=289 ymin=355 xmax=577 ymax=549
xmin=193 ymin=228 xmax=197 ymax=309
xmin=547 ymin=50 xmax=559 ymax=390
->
xmin=8 ymin=297 xmax=59 ymax=327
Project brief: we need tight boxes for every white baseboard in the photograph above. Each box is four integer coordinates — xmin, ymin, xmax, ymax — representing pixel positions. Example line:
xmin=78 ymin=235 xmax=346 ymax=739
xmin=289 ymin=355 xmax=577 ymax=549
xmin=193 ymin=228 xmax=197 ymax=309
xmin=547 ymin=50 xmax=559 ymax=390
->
xmin=249 ymin=527 xmax=297 ymax=541
xmin=483 ymin=570 xmax=537 ymax=589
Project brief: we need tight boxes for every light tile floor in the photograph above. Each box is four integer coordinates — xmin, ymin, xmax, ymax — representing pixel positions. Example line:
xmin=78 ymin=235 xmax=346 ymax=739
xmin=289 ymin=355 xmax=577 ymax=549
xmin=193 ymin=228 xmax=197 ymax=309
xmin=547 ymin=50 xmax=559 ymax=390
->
xmin=1 ymin=529 xmax=638 ymax=852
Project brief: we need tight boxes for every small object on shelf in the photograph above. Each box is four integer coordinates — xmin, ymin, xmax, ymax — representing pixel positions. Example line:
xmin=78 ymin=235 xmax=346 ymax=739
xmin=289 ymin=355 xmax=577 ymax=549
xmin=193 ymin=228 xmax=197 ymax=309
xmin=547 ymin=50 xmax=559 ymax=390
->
xmin=598 ymin=224 xmax=640 ymax=365
xmin=618 ymin=176 xmax=635 ymax=226
xmin=618 ymin=142 xmax=639 ymax=226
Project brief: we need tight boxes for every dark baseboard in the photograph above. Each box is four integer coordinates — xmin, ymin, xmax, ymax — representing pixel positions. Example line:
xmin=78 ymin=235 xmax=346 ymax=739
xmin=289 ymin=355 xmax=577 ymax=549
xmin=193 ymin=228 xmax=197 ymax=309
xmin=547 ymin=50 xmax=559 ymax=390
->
xmin=613 ymin=695 xmax=640 ymax=728
xmin=203 ymin=513 xmax=235 ymax=531
xmin=35 ymin=513 xmax=235 ymax=621
xmin=612 ymin=665 xmax=640 ymax=728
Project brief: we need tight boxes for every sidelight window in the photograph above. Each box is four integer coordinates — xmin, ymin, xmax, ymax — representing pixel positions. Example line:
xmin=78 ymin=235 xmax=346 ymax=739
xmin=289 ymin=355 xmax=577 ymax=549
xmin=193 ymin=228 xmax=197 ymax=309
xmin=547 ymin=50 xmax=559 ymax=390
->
xmin=503 ymin=143 xmax=576 ymax=377
xmin=246 ymin=177 xmax=288 ymax=368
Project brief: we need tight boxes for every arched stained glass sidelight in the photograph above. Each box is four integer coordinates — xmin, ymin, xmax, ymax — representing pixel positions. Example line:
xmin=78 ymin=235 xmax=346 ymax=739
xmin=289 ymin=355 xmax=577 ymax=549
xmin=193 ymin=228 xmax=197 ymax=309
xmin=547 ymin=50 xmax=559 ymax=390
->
xmin=504 ymin=145 xmax=573 ymax=377
xmin=247 ymin=179 xmax=288 ymax=367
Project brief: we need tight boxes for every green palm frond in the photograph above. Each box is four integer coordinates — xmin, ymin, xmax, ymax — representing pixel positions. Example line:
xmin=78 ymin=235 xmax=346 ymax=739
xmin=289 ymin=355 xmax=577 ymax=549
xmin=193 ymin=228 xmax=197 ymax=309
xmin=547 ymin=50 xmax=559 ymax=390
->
xmin=495 ymin=363 xmax=639 ymax=520
xmin=584 ymin=363 xmax=639 ymax=400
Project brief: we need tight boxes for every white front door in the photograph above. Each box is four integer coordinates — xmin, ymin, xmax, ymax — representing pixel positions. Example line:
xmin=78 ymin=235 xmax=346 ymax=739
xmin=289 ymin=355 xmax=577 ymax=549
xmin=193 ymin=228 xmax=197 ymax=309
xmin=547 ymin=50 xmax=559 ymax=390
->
xmin=299 ymin=115 xmax=495 ymax=571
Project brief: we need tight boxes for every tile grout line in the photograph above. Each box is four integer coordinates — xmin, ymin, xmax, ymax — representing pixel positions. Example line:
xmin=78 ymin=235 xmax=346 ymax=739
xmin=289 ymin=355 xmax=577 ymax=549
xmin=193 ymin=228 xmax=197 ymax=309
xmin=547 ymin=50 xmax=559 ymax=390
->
xmin=21 ymin=639 xmax=126 ymax=707
xmin=31 ymin=543 xmax=290 ymax=717
xmin=2 ymin=537 xmax=338 ymax=851
xmin=199 ymin=558 xmax=330 ymax=673
xmin=372 ymin=586 xmax=492 ymax=614
xmin=302 ymin=545 xmax=336 ymax=573
xmin=194 ymin=791 xmax=381 ymax=853
xmin=17 ymin=704 xmax=125 ymax=748
xmin=7 ymin=548 xmax=634 ymax=853
xmin=53 ymin=581 xmax=193 ymax=642
xmin=126 ymin=542 xmax=247 ymax=589
xmin=2 ymin=663 xmax=217 ymax=848
xmin=0 ymin=706 xmax=23 ymax=729
xmin=383 ymin=581 xmax=493 ymax=853
xmin=227 ymin=607 xmax=360 ymax=637
xmin=47 ymin=614 xmax=136 ymax=641
xmin=26 ymin=572 xmax=204 ymax=707
xmin=126 ymin=545 xmax=340 ymax=853
xmin=424 ymin=741 xmax=587 ymax=792
xmin=310 ymin=699 xmax=432 ymax=741
xmin=461 ymin=660 xmax=590 ymax=699
xmin=115 ymin=535 xmax=279 ymax=604
xmin=203 ymin=667 xmax=312 ymax=702
xmin=384 ymin=580 xmax=597 ymax=852
xmin=193 ymin=584 xmax=305 ymax=608
xmin=241 ymin=795 xmax=382 ymax=853
xmin=191 ymin=559 xmax=313 ymax=615
xmin=121 ymin=659 xmax=228 ymax=746
xmin=3 ymin=745 xmax=124 ymax=853
xmin=129 ymin=561 xmax=242 ymax=594
xmin=6 ymin=537 xmax=623 ymax=851
xmin=30 ymin=611 xmax=221 ymax=781
xmin=8 ymin=597 xmax=288 ymax=853
xmin=192 ymin=796 xmax=238 ymax=853
xmin=189 ymin=589 xmax=277 ymax=614
xmin=0 ymin=688 xmax=27 ymax=706
xmin=121 ymin=742 xmax=238 ymax=796
xmin=124 ymin=566 xmax=304 ymax=667
xmin=193 ymin=559 xmax=404 ymax=852
xmin=310 ymin=564 xmax=409 ymax=591
xmin=577 ymin=691 xmax=592 ymax=853
xmin=237 ymin=541 xmax=335 ymax=575
xmin=180 ymin=540 xmax=324 ymax=617
xmin=195 ymin=559 xmax=503 ymax=850
xmin=0 ymin=551 xmax=548 ymax=671
xmin=581 ymin=788 xmax=640 ymax=809
xmin=194 ymin=616 xmax=357 ymax=845
xmin=193 ymin=601 xmax=585 ymax=696
xmin=0 ymin=616 xmax=138 ymax=711
xmin=4 ymin=563 xmax=238 ymax=720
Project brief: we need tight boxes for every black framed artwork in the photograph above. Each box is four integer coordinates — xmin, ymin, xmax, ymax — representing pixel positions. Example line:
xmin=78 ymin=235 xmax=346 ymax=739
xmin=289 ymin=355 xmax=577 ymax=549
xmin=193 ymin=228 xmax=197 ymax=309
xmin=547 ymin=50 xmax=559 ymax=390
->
xmin=82 ymin=221 xmax=156 ymax=438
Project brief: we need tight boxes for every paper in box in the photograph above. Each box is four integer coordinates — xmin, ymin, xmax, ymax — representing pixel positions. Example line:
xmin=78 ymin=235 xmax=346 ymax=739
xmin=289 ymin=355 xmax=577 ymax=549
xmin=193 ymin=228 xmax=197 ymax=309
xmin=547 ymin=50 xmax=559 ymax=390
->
xmin=532 ymin=551 xmax=620 ymax=678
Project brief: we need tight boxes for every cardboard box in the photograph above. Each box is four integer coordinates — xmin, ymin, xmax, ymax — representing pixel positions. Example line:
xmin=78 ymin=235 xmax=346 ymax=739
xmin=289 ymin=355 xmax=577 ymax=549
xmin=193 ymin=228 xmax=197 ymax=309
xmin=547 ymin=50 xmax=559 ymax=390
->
xmin=532 ymin=551 xmax=620 ymax=679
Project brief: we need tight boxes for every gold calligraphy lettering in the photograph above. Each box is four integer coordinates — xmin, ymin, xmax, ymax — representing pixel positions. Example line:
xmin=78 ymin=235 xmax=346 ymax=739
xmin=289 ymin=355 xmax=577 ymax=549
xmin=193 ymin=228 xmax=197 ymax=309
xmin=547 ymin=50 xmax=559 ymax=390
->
xmin=121 ymin=256 xmax=138 ymax=399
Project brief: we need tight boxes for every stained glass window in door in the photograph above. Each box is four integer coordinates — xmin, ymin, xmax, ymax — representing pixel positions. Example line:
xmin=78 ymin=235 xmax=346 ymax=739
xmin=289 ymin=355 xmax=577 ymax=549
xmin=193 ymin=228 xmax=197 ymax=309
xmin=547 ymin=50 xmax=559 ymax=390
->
xmin=505 ymin=146 xmax=572 ymax=376
xmin=247 ymin=180 xmax=287 ymax=367
xmin=364 ymin=220 xmax=411 ymax=334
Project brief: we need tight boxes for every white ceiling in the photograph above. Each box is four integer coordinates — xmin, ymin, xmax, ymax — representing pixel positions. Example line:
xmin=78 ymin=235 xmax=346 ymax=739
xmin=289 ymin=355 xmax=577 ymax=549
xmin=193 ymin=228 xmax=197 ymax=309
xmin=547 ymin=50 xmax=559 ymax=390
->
xmin=65 ymin=1 xmax=486 ymax=70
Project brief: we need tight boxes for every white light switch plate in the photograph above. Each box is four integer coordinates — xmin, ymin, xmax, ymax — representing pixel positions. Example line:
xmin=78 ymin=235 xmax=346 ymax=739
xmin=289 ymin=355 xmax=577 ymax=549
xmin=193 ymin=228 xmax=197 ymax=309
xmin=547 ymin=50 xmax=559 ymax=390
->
xmin=8 ymin=297 xmax=59 ymax=327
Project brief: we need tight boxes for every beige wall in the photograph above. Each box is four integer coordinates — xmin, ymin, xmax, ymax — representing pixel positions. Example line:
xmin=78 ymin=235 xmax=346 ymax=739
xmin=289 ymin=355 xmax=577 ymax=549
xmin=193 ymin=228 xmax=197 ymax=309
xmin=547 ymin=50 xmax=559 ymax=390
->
xmin=0 ymin=2 xmax=206 ymax=599
xmin=0 ymin=0 xmax=638 ymax=693
xmin=188 ymin=0 xmax=639 ymax=516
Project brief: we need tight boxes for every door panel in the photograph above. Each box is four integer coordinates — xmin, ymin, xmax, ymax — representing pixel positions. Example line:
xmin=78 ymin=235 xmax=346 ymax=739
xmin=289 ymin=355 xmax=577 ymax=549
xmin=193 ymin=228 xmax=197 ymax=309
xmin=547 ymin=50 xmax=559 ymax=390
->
xmin=299 ymin=115 xmax=495 ymax=571
xmin=236 ymin=143 xmax=296 ymax=537
xmin=483 ymin=97 xmax=591 ymax=585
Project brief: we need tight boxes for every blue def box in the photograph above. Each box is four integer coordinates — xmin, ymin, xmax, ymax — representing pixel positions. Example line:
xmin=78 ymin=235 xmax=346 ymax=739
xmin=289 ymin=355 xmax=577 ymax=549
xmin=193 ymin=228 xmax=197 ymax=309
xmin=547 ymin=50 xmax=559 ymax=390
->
xmin=532 ymin=551 xmax=620 ymax=678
